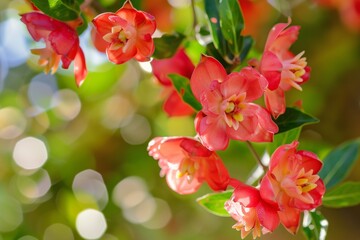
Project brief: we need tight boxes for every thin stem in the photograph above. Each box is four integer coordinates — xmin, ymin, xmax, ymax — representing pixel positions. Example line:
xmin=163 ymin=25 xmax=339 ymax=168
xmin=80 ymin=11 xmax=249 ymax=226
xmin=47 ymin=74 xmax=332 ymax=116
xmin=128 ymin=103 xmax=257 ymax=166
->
xmin=246 ymin=141 xmax=267 ymax=172
xmin=190 ymin=0 xmax=198 ymax=32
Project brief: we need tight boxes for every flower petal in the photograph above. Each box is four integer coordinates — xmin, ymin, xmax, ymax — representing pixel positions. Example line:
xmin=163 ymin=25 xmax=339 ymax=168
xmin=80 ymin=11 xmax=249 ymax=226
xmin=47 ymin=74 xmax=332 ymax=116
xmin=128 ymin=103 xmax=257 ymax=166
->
xmin=190 ymin=55 xmax=227 ymax=101
xmin=264 ymin=88 xmax=286 ymax=119
xmin=195 ymin=111 xmax=229 ymax=151
xmin=74 ymin=47 xmax=87 ymax=87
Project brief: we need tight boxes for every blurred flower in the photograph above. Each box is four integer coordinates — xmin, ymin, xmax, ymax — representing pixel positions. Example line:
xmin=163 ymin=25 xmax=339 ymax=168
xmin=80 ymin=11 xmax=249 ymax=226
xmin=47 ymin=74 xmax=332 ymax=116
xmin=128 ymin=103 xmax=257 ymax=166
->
xmin=147 ymin=136 xmax=230 ymax=194
xmin=190 ymin=55 xmax=278 ymax=151
xmin=225 ymin=183 xmax=279 ymax=239
xmin=260 ymin=141 xmax=325 ymax=233
xmin=151 ymin=48 xmax=195 ymax=117
xmin=315 ymin=0 xmax=360 ymax=31
xmin=91 ymin=0 xmax=156 ymax=64
xmin=257 ymin=19 xmax=310 ymax=118
xmin=238 ymin=0 xmax=272 ymax=37
xmin=20 ymin=12 xmax=87 ymax=87
xmin=142 ymin=0 xmax=173 ymax=32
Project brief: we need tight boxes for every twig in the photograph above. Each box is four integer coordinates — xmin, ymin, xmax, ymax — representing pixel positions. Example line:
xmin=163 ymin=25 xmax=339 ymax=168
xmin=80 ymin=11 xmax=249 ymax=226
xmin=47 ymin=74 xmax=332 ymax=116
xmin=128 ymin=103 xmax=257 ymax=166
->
xmin=246 ymin=141 xmax=267 ymax=172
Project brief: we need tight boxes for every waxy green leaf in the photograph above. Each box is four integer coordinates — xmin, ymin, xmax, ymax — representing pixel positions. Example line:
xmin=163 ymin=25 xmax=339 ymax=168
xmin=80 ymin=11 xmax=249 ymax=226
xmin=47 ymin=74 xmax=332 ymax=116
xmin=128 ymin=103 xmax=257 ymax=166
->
xmin=197 ymin=191 xmax=232 ymax=217
xmin=204 ymin=0 xmax=226 ymax=56
xmin=153 ymin=33 xmax=185 ymax=59
xmin=168 ymin=74 xmax=202 ymax=111
xmin=323 ymin=182 xmax=360 ymax=208
xmin=218 ymin=0 xmax=244 ymax=55
xmin=302 ymin=210 xmax=328 ymax=240
xmin=31 ymin=0 xmax=81 ymax=21
xmin=274 ymin=107 xmax=319 ymax=134
xmin=319 ymin=139 xmax=360 ymax=189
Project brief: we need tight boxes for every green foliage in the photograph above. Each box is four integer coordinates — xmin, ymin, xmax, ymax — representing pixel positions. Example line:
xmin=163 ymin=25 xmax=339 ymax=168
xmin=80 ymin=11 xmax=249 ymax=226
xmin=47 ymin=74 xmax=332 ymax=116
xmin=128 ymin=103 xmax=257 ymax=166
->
xmin=197 ymin=191 xmax=232 ymax=217
xmin=323 ymin=182 xmax=360 ymax=208
xmin=218 ymin=0 xmax=244 ymax=55
xmin=204 ymin=0 xmax=245 ymax=62
xmin=168 ymin=74 xmax=202 ymax=111
xmin=204 ymin=0 xmax=226 ymax=56
xmin=239 ymin=36 xmax=253 ymax=62
xmin=319 ymin=139 xmax=360 ymax=189
xmin=153 ymin=33 xmax=186 ymax=59
xmin=31 ymin=0 xmax=82 ymax=21
xmin=274 ymin=107 xmax=319 ymax=134
xmin=302 ymin=210 xmax=328 ymax=240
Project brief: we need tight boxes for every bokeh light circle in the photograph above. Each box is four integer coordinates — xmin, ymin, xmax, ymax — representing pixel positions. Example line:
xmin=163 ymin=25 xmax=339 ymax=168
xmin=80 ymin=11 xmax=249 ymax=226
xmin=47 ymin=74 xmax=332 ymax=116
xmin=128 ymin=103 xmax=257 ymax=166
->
xmin=13 ymin=137 xmax=48 ymax=170
xmin=76 ymin=209 xmax=107 ymax=240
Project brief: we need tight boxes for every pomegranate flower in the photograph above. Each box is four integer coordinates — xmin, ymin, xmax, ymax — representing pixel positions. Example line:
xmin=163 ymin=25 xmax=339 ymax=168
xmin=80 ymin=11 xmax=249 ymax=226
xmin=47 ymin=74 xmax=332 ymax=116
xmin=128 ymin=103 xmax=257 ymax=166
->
xmin=20 ymin=12 xmax=87 ymax=87
xmin=259 ymin=19 xmax=310 ymax=118
xmin=147 ymin=137 xmax=230 ymax=194
xmin=260 ymin=141 xmax=325 ymax=233
xmin=91 ymin=0 xmax=156 ymax=64
xmin=190 ymin=55 xmax=278 ymax=151
xmin=225 ymin=183 xmax=279 ymax=239
xmin=151 ymin=48 xmax=195 ymax=117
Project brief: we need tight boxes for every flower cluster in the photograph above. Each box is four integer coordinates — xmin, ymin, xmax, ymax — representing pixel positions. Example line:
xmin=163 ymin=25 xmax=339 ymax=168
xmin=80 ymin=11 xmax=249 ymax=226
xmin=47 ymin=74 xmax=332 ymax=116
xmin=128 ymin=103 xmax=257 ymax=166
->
xmin=21 ymin=0 xmax=326 ymax=238
xmin=226 ymin=141 xmax=325 ymax=238
xmin=21 ymin=0 xmax=156 ymax=86
xmin=146 ymin=15 xmax=325 ymax=239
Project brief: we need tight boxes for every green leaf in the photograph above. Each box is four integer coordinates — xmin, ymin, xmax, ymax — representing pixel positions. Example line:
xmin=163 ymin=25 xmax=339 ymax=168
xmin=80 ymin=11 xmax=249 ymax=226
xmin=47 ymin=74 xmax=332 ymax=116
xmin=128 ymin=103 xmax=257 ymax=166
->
xmin=218 ymin=0 xmax=244 ymax=55
xmin=204 ymin=0 xmax=226 ymax=55
xmin=240 ymin=36 xmax=253 ymax=61
xmin=302 ymin=210 xmax=328 ymax=240
xmin=274 ymin=107 xmax=319 ymax=134
xmin=319 ymin=139 xmax=360 ymax=189
xmin=76 ymin=12 xmax=88 ymax=35
xmin=168 ymin=74 xmax=202 ymax=111
xmin=323 ymin=182 xmax=360 ymax=208
xmin=267 ymin=127 xmax=301 ymax=155
xmin=197 ymin=191 xmax=232 ymax=217
xmin=153 ymin=33 xmax=185 ymax=59
xmin=31 ymin=0 xmax=81 ymax=21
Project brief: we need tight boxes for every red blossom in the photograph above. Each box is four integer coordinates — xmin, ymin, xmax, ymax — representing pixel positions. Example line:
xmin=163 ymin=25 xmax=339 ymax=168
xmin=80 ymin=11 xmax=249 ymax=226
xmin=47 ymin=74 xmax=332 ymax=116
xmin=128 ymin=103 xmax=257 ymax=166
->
xmin=20 ymin=12 xmax=87 ymax=86
xmin=190 ymin=55 xmax=278 ymax=151
xmin=147 ymin=137 xmax=230 ymax=194
xmin=259 ymin=19 xmax=310 ymax=118
xmin=259 ymin=141 xmax=325 ymax=234
xmin=225 ymin=183 xmax=280 ymax=239
xmin=151 ymin=48 xmax=195 ymax=117
xmin=91 ymin=0 xmax=156 ymax=64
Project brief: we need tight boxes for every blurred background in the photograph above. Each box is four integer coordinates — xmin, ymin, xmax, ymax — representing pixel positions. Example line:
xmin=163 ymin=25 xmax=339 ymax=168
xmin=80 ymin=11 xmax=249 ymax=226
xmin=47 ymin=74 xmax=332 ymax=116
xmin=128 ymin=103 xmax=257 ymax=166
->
xmin=0 ymin=0 xmax=360 ymax=239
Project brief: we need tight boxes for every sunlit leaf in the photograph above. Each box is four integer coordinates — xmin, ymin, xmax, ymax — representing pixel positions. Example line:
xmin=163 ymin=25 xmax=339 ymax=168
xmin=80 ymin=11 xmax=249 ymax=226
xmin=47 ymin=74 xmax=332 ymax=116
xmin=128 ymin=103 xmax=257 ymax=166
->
xmin=319 ymin=139 xmax=360 ymax=189
xmin=302 ymin=210 xmax=328 ymax=240
xmin=152 ymin=33 xmax=185 ymax=59
xmin=31 ymin=0 xmax=81 ymax=21
xmin=323 ymin=182 xmax=360 ymax=208
xmin=204 ymin=0 xmax=226 ymax=55
xmin=274 ymin=107 xmax=319 ymax=134
xmin=218 ymin=0 xmax=244 ymax=55
xmin=168 ymin=74 xmax=202 ymax=111
xmin=240 ymin=36 xmax=253 ymax=61
xmin=197 ymin=191 xmax=232 ymax=217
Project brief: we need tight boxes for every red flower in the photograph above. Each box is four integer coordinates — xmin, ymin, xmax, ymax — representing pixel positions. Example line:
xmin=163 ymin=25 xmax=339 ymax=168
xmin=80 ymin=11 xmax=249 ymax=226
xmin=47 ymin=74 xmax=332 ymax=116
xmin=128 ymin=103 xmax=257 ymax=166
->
xmin=260 ymin=141 xmax=325 ymax=233
xmin=259 ymin=19 xmax=310 ymax=118
xmin=20 ymin=12 xmax=87 ymax=87
xmin=147 ymin=137 xmax=230 ymax=194
xmin=225 ymin=183 xmax=280 ymax=239
xmin=190 ymin=55 xmax=278 ymax=151
xmin=91 ymin=0 xmax=156 ymax=64
xmin=151 ymin=48 xmax=195 ymax=117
